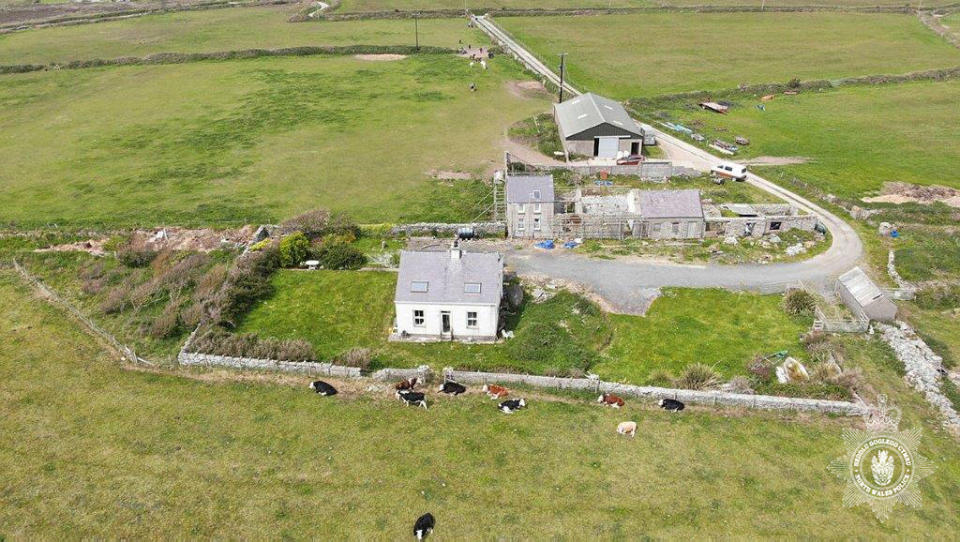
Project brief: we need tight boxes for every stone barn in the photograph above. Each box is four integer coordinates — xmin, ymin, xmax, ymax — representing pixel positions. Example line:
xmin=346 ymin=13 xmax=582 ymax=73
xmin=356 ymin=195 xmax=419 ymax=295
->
xmin=553 ymin=93 xmax=645 ymax=159
xmin=393 ymin=244 xmax=504 ymax=342
xmin=635 ymin=189 xmax=704 ymax=239
xmin=837 ymin=267 xmax=898 ymax=322
xmin=506 ymin=174 xmax=556 ymax=239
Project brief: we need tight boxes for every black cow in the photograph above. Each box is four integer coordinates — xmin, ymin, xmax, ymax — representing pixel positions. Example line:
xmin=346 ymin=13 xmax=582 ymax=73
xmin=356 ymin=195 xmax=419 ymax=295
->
xmin=437 ymin=381 xmax=467 ymax=395
xmin=499 ymin=398 xmax=526 ymax=414
xmin=659 ymin=398 xmax=685 ymax=412
xmin=309 ymin=380 xmax=337 ymax=396
xmin=413 ymin=512 xmax=435 ymax=540
xmin=397 ymin=390 xmax=428 ymax=409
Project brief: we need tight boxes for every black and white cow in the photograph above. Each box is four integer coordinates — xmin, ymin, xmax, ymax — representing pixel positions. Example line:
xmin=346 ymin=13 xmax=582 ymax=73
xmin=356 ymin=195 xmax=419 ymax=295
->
xmin=659 ymin=398 xmax=685 ymax=412
xmin=413 ymin=512 xmax=435 ymax=540
xmin=309 ymin=380 xmax=337 ymax=396
xmin=499 ymin=398 xmax=526 ymax=414
xmin=397 ymin=390 xmax=428 ymax=409
xmin=437 ymin=381 xmax=467 ymax=395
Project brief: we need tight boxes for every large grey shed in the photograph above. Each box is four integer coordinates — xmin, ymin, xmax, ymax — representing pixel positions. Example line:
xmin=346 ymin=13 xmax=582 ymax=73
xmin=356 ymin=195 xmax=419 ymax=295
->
xmin=837 ymin=267 xmax=897 ymax=322
xmin=553 ymin=93 xmax=645 ymax=159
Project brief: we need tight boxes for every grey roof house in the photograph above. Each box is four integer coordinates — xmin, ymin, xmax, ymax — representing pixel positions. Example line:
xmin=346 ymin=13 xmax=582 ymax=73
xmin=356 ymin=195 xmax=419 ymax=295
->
xmin=553 ymin=93 xmax=645 ymax=159
xmin=393 ymin=245 xmax=504 ymax=342
xmin=634 ymin=189 xmax=704 ymax=239
xmin=505 ymin=174 xmax=556 ymax=239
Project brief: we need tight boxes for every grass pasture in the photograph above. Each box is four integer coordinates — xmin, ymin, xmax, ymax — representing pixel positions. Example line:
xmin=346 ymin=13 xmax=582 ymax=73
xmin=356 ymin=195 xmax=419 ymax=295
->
xmin=3 ymin=270 xmax=960 ymax=538
xmin=335 ymin=0 xmax=950 ymax=9
xmin=0 ymin=8 xmax=484 ymax=65
xmin=498 ymin=12 xmax=960 ymax=98
xmin=0 ymin=53 xmax=550 ymax=227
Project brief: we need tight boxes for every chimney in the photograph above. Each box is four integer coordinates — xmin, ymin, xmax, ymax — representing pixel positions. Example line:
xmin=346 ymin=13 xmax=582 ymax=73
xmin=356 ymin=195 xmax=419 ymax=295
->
xmin=451 ymin=240 xmax=462 ymax=260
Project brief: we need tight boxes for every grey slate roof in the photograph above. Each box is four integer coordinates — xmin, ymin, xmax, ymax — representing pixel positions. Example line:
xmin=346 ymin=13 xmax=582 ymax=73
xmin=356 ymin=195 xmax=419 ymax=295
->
xmin=395 ymin=249 xmax=503 ymax=306
xmin=553 ymin=92 xmax=644 ymax=139
xmin=505 ymin=174 xmax=555 ymax=204
xmin=838 ymin=267 xmax=885 ymax=307
xmin=636 ymin=189 xmax=704 ymax=219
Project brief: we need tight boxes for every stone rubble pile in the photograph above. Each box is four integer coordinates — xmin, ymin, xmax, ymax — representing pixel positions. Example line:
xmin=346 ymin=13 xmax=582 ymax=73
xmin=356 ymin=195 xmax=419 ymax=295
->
xmin=878 ymin=322 xmax=960 ymax=433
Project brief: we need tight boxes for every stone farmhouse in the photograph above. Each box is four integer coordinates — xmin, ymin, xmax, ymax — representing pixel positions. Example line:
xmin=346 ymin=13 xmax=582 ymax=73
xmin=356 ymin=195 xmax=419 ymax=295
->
xmin=553 ymin=93 xmax=648 ymax=159
xmin=392 ymin=244 xmax=504 ymax=342
xmin=505 ymin=174 xmax=817 ymax=240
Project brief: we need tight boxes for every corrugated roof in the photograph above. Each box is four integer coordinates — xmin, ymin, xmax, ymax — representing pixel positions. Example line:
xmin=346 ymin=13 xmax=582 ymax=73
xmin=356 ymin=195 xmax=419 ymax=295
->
xmin=395 ymin=250 xmax=503 ymax=305
xmin=506 ymin=174 xmax=555 ymax=204
xmin=636 ymin=189 xmax=703 ymax=219
xmin=838 ymin=267 xmax=885 ymax=307
xmin=553 ymin=93 xmax=643 ymax=139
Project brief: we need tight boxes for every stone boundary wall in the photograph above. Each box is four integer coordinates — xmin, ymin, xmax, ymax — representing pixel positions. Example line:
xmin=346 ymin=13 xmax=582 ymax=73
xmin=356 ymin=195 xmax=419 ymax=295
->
xmin=389 ymin=222 xmax=505 ymax=237
xmin=443 ymin=368 xmax=866 ymax=416
xmin=178 ymin=351 xmax=362 ymax=377
xmin=370 ymin=365 xmax=433 ymax=382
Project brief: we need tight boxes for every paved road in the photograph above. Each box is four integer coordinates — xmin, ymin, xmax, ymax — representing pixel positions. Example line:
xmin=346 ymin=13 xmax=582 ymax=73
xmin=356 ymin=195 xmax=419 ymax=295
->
xmin=475 ymin=15 xmax=864 ymax=309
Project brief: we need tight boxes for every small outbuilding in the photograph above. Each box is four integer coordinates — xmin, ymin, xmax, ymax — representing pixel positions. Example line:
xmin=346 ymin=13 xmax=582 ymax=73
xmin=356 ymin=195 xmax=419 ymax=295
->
xmin=393 ymin=244 xmax=504 ymax=342
xmin=836 ymin=267 xmax=897 ymax=322
xmin=505 ymin=174 xmax=556 ymax=239
xmin=635 ymin=189 xmax=704 ymax=239
xmin=553 ymin=93 xmax=645 ymax=159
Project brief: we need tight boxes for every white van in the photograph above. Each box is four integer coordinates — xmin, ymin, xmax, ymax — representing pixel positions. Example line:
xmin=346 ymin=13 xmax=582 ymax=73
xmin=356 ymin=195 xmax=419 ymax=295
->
xmin=711 ymin=161 xmax=748 ymax=181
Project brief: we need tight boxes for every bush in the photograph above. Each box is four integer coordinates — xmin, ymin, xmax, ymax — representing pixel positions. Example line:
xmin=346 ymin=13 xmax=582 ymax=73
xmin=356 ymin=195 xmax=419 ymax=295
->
xmin=803 ymin=331 xmax=845 ymax=363
xmin=646 ymin=369 xmax=675 ymax=388
xmin=674 ymin=363 xmax=721 ymax=390
xmin=336 ymin=347 xmax=373 ymax=371
xmin=149 ymin=300 xmax=182 ymax=339
xmin=747 ymin=355 xmax=774 ymax=381
xmin=316 ymin=240 xmax=366 ymax=270
xmin=324 ymin=212 xmax=361 ymax=239
xmin=283 ymin=209 xmax=330 ymax=239
xmin=188 ymin=327 xmax=314 ymax=361
xmin=915 ymin=284 xmax=960 ymax=310
xmin=278 ymin=232 xmax=311 ymax=268
xmin=212 ymin=248 xmax=280 ymax=328
xmin=724 ymin=375 xmax=755 ymax=394
xmin=782 ymin=289 xmax=816 ymax=317
xmin=118 ymin=248 xmax=157 ymax=268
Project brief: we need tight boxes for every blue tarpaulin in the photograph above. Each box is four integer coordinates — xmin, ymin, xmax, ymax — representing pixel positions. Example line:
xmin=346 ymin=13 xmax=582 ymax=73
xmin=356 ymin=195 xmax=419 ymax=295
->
xmin=535 ymin=240 xmax=555 ymax=249
xmin=563 ymin=240 xmax=579 ymax=249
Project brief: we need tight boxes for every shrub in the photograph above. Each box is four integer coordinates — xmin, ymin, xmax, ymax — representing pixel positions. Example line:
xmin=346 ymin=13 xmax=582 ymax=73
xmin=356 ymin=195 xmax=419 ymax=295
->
xmin=212 ymin=248 xmax=280 ymax=328
xmin=675 ymin=363 xmax=721 ymax=390
xmin=646 ymin=369 xmax=675 ymax=387
xmin=336 ymin=347 xmax=373 ymax=371
xmin=100 ymin=284 xmax=131 ymax=314
xmin=915 ymin=284 xmax=960 ymax=310
xmin=724 ymin=375 xmax=755 ymax=394
xmin=188 ymin=327 xmax=314 ymax=361
xmin=283 ymin=209 xmax=330 ymax=239
xmin=747 ymin=355 xmax=774 ymax=380
xmin=278 ymin=232 xmax=311 ymax=268
xmin=316 ymin=240 xmax=366 ymax=270
xmin=118 ymin=248 xmax=157 ymax=268
xmin=782 ymin=289 xmax=816 ymax=317
xmin=248 ymin=239 xmax=272 ymax=252
xmin=324 ymin=212 xmax=361 ymax=239
xmin=150 ymin=300 xmax=182 ymax=339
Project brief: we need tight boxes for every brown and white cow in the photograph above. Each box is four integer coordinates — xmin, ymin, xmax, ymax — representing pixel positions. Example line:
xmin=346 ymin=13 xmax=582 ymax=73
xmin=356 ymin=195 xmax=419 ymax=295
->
xmin=598 ymin=393 xmax=625 ymax=408
xmin=395 ymin=377 xmax=418 ymax=391
xmin=482 ymin=384 xmax=509 ymax=399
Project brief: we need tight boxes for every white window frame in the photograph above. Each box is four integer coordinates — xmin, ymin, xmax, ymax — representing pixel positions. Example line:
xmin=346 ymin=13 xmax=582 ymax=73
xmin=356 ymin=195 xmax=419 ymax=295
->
xmin=466 ymin=311 xmax=478 ymax=328
xmin=517 ymin=203 xmax=526 ymax=213
xmin=533 ymin=217 xmax=542 ymax=231
xmin=517 ymin=216 xmax=525 ymax=230
xmin=534 ymin=203 xmax=542 ymax=213
xmin=413 ymin=309 xmax=425 ymax=327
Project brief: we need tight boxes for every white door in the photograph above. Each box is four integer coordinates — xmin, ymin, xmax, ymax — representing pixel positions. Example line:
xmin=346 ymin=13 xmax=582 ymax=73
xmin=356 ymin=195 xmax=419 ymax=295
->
xmin=596 ymin=136 xmax=619 ymax=158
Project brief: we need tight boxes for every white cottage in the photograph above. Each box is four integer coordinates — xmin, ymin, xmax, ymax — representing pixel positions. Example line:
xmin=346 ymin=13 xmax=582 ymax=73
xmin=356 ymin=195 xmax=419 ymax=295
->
xmin=393 ymin=245 xmax=503 ymax=342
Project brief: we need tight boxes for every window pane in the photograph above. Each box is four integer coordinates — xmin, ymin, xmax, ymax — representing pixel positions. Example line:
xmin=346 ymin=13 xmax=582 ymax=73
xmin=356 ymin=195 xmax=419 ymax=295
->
xmin=464 ymin=282 xmax=481 ymax=294
xmin=410 ymin=281 xmax=429 ymax=293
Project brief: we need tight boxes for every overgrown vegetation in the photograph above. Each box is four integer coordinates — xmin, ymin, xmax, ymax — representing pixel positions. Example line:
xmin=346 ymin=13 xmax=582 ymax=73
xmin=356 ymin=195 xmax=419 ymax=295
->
xmin=508 ymin=112 xmax=563 ymax=158
xmin=782 ymin=288 xmax=817 ymax=317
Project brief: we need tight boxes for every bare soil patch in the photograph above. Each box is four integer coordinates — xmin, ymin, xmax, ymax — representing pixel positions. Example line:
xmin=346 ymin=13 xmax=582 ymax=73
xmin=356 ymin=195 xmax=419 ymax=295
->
xmin=862 ymin=181 xmax=960 ymax=209
xmin=742 ymin=156 xmax=810 ymax=166
xmin=426 ymin=169 xmax=473 ymax=180
xmin=38 ymin=225 xmax=257 ymax=256
xmin=353 ymin=53 xmax=407 ymax=61
xmin=505 ymin=79 xmax=548 ymax=99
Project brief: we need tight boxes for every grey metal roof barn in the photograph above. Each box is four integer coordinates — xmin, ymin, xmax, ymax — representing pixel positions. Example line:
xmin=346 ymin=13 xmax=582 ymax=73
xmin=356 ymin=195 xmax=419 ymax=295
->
xmin=395 ymin=249 xmax=503 ymax=306
xmin=553 ymin=93 xmax=644 ymax=140
xmin=505 ymin=174 xmax=555 ymax=204
xmin=837 ymin=266 xmax=898 ymax=322
xmin=637 ymin=189 xmax=704 ymax=219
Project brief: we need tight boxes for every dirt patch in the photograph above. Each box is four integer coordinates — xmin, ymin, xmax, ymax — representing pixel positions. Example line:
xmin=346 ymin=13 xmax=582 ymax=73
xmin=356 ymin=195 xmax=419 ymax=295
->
xmin=862 ymin=181 xmax=960 ymax=209
xmin=425 ymin=169 xmax=473 ymax=181
xmin=742 ymin=156 xmax=810 ymax=166
xmin=457 ymin=47 xmax=490 ymax=60
xmin=353 ymin=53 xmax=407 ymax=62
xmin=505 ymin=80 xmax=548 ymax=99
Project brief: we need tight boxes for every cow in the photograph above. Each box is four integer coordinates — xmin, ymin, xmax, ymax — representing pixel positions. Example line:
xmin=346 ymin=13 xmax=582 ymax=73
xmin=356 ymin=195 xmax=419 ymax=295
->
xmin=437 ymin=381 xmax=467 ymax=395
xmin=482 ymin=384 xmax=509 ymax=399
xmin=499 ymin=398 xmax=526 ymax=414
xmin=397 ymin=390 xmax=428 ymax=410
xmin=309 ymin=380 xmax=337 ymax=396
xmin=413 ymin=512 xmax=435 ymax=540
xmin=659 ymin=398 xmax=685 ymax=412
xmin=598 ymin=393 xmax=625 ymax=409
xmin=395 ymin=377 xmax=419 ymax=391
xmin=617 ymin=421 xmax=637 ymax=437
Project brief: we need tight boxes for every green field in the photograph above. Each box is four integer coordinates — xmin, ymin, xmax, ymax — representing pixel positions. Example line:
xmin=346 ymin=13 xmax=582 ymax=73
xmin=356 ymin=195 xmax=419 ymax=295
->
xmin=335 ymin=0 xmax=947 ymax=10
xmin=643 ymin=79 xmax=960 ymax=198
xmin=0 ymin=54 xmax=550 ymax=227
xmin=3 ymin=270 xmax=960 ymax=538
xmin=0 ymin=8 xmax=485 ymax=65
xmin=499 ymin=12 xmax=960 ymax=97
xmin=239 ymin=270 xmax=815 ymax=385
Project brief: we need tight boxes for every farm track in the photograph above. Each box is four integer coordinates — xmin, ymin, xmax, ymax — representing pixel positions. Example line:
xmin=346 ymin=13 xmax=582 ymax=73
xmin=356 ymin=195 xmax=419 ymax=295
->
xmin=474 ymin=14 xmax=864 ymax=300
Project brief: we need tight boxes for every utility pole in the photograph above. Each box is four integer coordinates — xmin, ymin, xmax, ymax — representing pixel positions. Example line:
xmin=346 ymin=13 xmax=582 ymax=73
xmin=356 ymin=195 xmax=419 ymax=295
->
xmin=414 ymin=13 xmax=420 ymax=51
xmin=558 ymin=53 xmax=567 ymax=103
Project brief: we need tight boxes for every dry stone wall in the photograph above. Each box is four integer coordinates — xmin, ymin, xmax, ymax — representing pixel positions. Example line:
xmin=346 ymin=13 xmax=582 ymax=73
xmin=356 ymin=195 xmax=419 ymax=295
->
xmin=178 ymin=351 xmax=361 ymax=378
